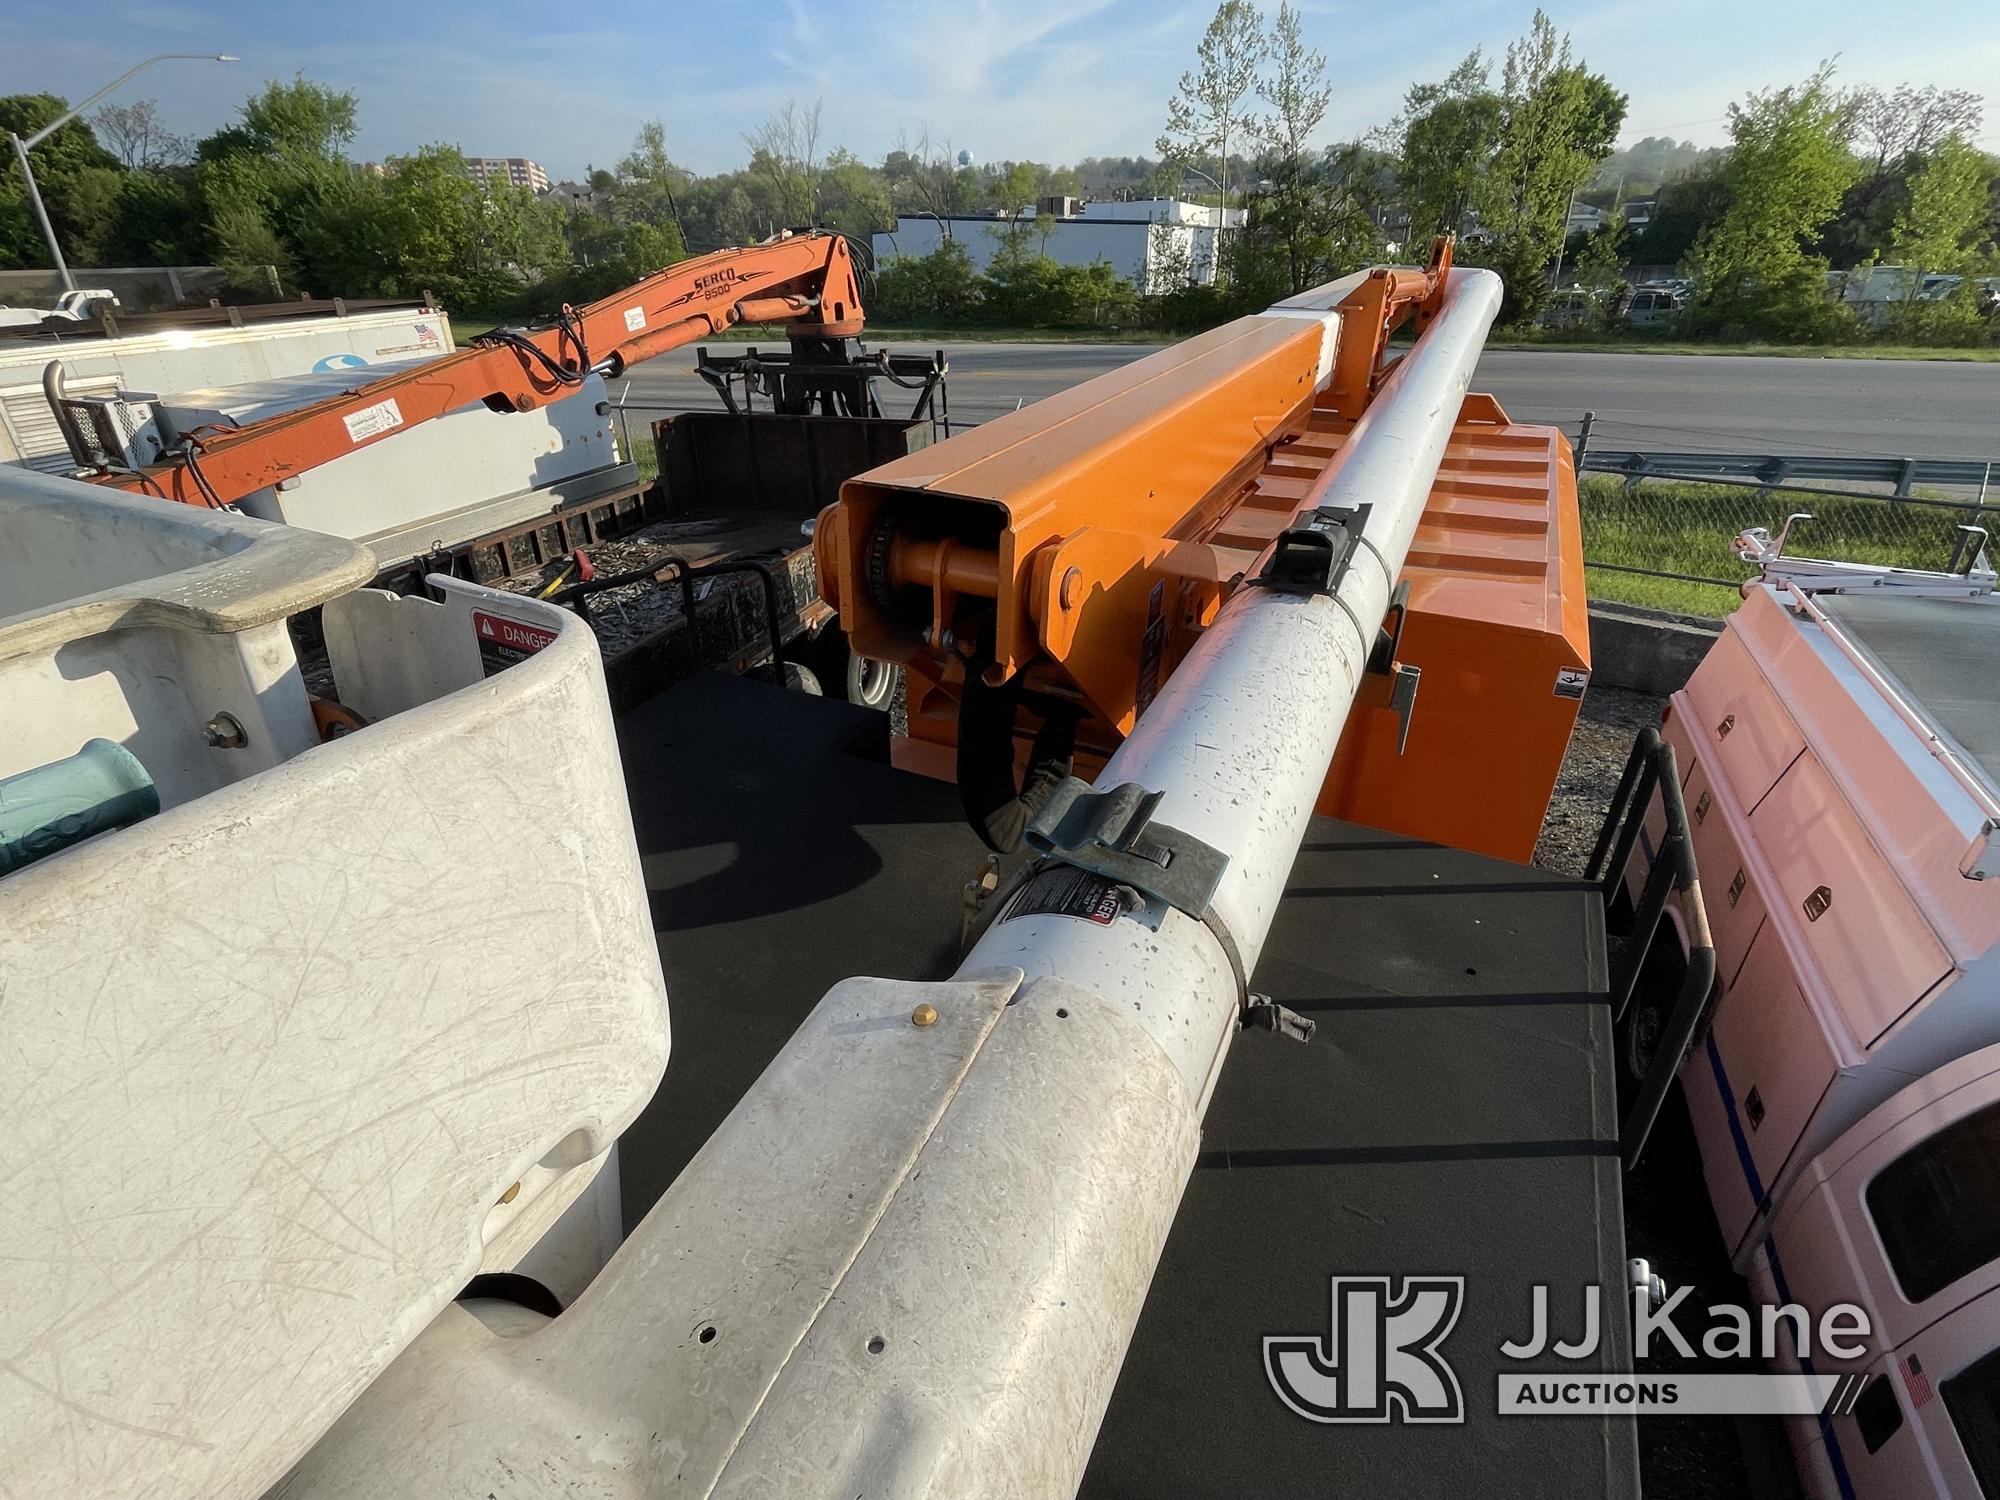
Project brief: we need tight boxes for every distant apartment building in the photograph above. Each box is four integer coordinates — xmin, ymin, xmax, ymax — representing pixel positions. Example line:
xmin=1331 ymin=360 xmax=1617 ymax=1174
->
xmin=465 ymin=156 xmax=551 ymax=194
xmin=872 ymin=198 xmax=1246 ymax=295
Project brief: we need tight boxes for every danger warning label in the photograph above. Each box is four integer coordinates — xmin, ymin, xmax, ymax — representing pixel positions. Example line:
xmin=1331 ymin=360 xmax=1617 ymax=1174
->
xmin=1003 ymin=865 xmax=1125 ymax=926
xmin=473 ymin=610 xmax=558 ymax=677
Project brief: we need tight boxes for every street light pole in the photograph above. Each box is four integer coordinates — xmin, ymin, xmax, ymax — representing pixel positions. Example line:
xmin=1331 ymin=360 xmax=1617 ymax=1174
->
xmin=8 ymin=133 xmax=72 ymax=294
xmin=1177 ymin=165 xmax=1226 ymax=285
xmin=8 ymin=52 xmax=238 ymax=295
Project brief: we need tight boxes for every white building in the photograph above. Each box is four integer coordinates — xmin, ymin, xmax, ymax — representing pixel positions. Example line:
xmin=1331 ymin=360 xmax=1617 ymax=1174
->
xmin=1566 ymin=201 xmax=1608 ymax=236
xmin=465 ymin=157 xmax=551 ymax=194
xmin=872 ymin=199 xmax=1245 ymax=295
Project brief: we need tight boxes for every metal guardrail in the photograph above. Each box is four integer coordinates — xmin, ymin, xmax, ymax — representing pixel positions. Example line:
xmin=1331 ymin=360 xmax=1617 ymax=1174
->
xmin=1572 ymin=411 xmax=1999 ymax=496
xmin=1582 ymin=448 xmax=1999 ymax=495
xmin=1569 ymin=412 xmax=1997 ymax=595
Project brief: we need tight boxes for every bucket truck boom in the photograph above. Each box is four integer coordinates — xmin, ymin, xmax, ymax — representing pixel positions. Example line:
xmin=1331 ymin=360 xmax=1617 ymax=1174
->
xmin=4 ymin=245 xmax=1574 ymax=1500
xmin=57 ymin=232 xmax=864 ymax=509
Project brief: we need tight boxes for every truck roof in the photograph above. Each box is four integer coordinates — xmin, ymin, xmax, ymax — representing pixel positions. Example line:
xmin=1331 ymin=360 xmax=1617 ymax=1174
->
xmin=1819 ymin=590 xmax=2000 ymax=803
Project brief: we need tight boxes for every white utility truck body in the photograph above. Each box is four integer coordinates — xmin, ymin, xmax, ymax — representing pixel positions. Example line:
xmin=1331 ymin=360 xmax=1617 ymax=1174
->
xmin=0 ymin=267 xmax=1509 ymax=1499
xmin=1640 ymin=534 xmax=2000 ymax=1500
xmin=134 ymin=361 xmax=632 ymax=565
xmin=0 ymin=302 xmax=451 ymax=470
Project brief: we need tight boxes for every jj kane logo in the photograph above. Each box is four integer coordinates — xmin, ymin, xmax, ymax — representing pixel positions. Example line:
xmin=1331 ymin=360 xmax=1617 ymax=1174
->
xmin=1264 ymin=1277 xmax=1466 ymax=1423
xmin=1265 ymin=1274 xmax=1878 ymax=1423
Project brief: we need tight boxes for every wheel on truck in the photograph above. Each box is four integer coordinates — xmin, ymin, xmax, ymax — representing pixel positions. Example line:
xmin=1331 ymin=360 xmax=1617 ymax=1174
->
xmin=812 ymin=624 xmax=901 ymax=710
xmin=1616 ymin=927 xmax=1699 ymax=1089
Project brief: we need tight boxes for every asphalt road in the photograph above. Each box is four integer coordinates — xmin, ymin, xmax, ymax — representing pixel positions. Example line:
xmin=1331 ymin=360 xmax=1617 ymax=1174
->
xmin=611 ymin=342 xmax=2000 ymax=460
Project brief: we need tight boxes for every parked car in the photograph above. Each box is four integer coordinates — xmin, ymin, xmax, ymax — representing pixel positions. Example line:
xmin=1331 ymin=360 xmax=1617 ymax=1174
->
xmin=1539 ymin=285 xmax=1597 ymax=329
xmin=1624 ymin=285 xmax=1683 ymax=328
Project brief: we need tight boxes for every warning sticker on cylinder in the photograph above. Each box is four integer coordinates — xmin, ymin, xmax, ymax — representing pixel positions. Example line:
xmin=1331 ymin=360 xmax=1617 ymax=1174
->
xmin=473 ymin=610 xmax=558 ymax=677
xmin=1553 ymin=666 xmax=1590 ymax=699
xmin=342 ymin=397 xmax=404 ymax=444
xmin=1003 ymin=865 xmax=1123 ymax=926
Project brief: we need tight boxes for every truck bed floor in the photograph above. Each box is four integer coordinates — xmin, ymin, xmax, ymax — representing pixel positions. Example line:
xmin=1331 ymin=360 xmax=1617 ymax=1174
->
xmin=611 ymin=672 xmax=1637 ymax=1498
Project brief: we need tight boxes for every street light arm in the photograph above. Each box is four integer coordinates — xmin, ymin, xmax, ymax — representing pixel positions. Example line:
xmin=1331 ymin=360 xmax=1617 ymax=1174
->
xmin=22 ymin=53 xmax=238 ymax=147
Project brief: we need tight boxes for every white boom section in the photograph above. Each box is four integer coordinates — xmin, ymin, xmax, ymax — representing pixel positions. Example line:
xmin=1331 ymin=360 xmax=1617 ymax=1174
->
xmin=278 ymin=268 xmax=1503 ymax=1500
xmin=969 ymin=268 xmax=1505 ymax=1089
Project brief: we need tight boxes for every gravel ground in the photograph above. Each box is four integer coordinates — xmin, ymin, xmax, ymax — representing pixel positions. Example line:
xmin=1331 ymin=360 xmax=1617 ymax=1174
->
xmin=1533 ymin=683 xmax=1665 ymax=876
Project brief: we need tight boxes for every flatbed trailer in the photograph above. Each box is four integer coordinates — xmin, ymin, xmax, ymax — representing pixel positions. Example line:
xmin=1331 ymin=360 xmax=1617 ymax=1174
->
xmin=344 ymin=352 xmax=947 ymax=710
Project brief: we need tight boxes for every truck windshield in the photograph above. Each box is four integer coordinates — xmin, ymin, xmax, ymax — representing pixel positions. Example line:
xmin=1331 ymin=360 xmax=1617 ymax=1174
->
xmin=1945 ymin=1346 xmax=2000 ymax=1498
xmin=1867 ymin=1100 xmax=2000 ymax=1303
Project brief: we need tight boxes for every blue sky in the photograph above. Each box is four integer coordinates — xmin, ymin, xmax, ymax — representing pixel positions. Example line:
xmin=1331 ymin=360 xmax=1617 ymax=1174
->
xmin=5 ymin=0 xmax=1998 ymax=180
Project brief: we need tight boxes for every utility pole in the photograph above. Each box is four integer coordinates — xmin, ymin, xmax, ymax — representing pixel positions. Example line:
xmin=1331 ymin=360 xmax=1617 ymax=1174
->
xmin=8 ymin=52 xmax=238 ymax=294
xmin=1548 ymin=182 xmax=1582 ymax=293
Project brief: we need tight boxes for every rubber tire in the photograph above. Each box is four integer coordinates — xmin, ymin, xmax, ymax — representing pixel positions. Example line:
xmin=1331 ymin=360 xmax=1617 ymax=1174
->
xmin=812 ymin=624 xmax=900 ymax=710
xmin=845 ymin=650 xmax=901 ymax=710
xmin=1622 ymin=986 xmax=1669 ymax=1087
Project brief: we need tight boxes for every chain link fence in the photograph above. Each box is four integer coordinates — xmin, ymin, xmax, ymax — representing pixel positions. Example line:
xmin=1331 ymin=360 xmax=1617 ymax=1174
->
xmin=1568 ymin=430 xmax=1995 ymax=618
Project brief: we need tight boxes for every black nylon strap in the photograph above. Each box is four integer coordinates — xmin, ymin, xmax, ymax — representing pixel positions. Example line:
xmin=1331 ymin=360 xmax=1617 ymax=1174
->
xmin=956 ymin=663 xmax=1084 ymax=854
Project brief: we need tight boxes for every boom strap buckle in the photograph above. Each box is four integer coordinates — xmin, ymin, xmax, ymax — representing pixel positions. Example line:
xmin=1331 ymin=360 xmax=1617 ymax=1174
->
xmin=1248 ymin=501 xmax=1373 ymax=597
xmin=1023 ymin=778 xmax=1229 ymax=922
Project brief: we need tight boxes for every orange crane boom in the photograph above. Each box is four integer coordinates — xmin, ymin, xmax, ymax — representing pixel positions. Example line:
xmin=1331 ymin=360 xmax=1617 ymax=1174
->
xmin=87 ymin=232 xmax=864 ymax=508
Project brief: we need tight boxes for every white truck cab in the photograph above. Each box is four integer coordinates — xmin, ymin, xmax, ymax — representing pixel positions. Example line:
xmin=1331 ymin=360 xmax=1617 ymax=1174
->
xmin=1749 ymin=1043 xmax=2000 ymax=1499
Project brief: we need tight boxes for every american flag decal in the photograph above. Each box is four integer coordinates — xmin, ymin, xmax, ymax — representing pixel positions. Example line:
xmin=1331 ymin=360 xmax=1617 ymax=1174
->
xmin=1903 ymin=1353 xmax=1935 ymax=1409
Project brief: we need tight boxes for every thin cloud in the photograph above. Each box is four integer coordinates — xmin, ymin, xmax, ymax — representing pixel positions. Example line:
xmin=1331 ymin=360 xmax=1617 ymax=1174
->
xmin=5 ymin=0 xmax=1993 ymax=176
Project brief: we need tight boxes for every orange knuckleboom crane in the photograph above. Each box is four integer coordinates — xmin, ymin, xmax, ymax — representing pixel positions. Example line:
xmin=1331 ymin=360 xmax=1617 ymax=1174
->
xmin=78 ymin=232 xmax=865 ymax=509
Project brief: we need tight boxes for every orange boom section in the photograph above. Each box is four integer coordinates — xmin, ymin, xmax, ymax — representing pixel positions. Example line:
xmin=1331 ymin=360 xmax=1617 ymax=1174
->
xmin=815 ymin=238 xmax=1588 ymax=861
xmin=83 ymin=232 xmax=864 ymax=509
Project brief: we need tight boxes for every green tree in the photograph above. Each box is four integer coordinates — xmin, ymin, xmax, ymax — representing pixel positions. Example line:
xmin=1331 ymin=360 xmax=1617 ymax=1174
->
xmin=871 ymin=237 xmax=981 ymax=322
xmin=618 ymin=123 xmax=686 ymax=213
xmin=1571 ymin=216 xmax=1630 ymax=328
xmin=1687 ymin=63 xmax=1860 ymax=340
xmin=235 ymin=76 xmax=358 ymax=159
xmin=1249 ymin=1 xmax=1336 ymax=294
xmin=1393 ymin=53 xmax=1500 ymax=248
xmin=212 ymin=200 xmax=292 ymax=295
xmin=1883 ymin=134 xmax=1997 ymax=342
xmin=1824 ymin=83 xmax=1983 ymax=266
xmin=101 ymin=169 xmax=204 ymax=267
xmin=0 ymin=94 xmax=124 ymax=268
xmin=987 ymin=160 xmax=1041 ymax=213
xmin=1473 ymin=11 xmax=1626 ymax=326
xmin=1640 ymin=157 xmax=1731 ymax=266
xmin=1157 ymin=0 xmax=1268 ymax=211
xmin=817 ymin=150 xmax=895 ymax=237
